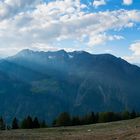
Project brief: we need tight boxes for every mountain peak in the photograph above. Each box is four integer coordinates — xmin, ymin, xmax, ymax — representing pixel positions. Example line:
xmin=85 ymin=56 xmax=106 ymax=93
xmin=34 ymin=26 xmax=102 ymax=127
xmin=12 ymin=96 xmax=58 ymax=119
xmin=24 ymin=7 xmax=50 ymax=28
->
xmin=16 ymin=49 xmax=34 ymax=56
xmin=1 ymin=47 xmax=140 ymax=124
xmin=57 ymin=49 xmax=67 ymax=53
xmin=14 ymin=49 xmax=124 ymax=64
xmin=54 ymin=49 xmax=68 ymax=55
xmin=16 ymin=49 xmax=116 ymax=58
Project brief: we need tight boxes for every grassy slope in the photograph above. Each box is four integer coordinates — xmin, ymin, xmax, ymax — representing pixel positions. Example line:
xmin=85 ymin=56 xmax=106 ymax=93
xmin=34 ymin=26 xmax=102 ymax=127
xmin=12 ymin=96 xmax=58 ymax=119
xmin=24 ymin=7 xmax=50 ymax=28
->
xmin=1 ymin=118 xmax=140 ymax=140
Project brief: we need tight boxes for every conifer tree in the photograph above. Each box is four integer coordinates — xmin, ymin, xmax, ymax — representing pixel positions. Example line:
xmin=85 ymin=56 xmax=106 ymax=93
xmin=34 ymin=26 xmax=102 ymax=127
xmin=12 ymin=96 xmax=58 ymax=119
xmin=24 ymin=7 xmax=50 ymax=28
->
xmin=21 ymin=118 xmax=27 ymax=129
xmin=88 ymin=112 xmax=96 ymax=124
xmin=12 ymin=117 xmax=19 ymax=129
xmin=21 ymin=116 xmax=33 ymax=129
xmin=33 ymin=117 xmax=40 ymax=128
xmin=122 ymin=111 xmax=130 ymax=120
xmin=72 ymin=116 xmax=80 ymax=126
xmin=130 ymin=110 xmax=136 ymax=119
xmin=40 ymin=120 xmax=47 ymax=128
xmin=56 ymin=112 xmax=71 ymax=126
xmin=26 ymin=116 xmax=33 ymax=129
xmin=0 ymin=117 xmax=5 ymax=130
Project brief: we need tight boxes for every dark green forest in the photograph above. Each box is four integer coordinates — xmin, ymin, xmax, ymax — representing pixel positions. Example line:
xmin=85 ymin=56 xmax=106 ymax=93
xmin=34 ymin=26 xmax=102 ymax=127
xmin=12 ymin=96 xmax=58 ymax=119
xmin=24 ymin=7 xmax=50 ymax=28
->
xmin=0 ymin=110 xmax=138 ymax=130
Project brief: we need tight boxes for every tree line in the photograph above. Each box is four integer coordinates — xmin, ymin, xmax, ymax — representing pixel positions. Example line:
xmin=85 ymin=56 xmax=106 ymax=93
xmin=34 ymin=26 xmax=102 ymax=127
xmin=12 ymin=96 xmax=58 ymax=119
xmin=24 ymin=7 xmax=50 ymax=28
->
xmin=52 ymin=110 xmax=138 ymax=127
xmin=0 ymin=116 xmax=47 ymax=130
xmin=0 ymin=110 xmax=139 ymax=130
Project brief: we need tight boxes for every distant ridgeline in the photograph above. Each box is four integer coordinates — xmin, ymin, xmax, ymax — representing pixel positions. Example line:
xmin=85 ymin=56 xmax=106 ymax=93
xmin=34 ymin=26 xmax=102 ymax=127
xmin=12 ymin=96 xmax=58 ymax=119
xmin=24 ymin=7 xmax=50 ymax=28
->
xmin=0 ymin=49 xmax=140 ymax=123
xmin=0 ymin=110 xmax=138 ymax=130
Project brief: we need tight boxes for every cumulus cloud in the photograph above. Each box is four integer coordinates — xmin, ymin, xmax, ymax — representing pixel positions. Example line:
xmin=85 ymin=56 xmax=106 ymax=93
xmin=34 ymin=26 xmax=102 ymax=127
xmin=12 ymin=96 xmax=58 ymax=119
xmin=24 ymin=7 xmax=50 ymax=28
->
xmin=15 ymin=8 xmax=140 ymax=47
xmin=0 ymin=0 xmax=140 ymax=56
xmin=123 ymin=0 xmax=133 ymax=5
xmin=93 ymin=0 xmax=106 ymax=8
xmin=88 ymin=33 xmax=124 ymax=47
xmin=123 ymin=41 xmax=140 ymax=63
xmin=130 ymin=41 xmax=140 ymax=56
xmin=0 ymin=0 xmax=40 ymax=19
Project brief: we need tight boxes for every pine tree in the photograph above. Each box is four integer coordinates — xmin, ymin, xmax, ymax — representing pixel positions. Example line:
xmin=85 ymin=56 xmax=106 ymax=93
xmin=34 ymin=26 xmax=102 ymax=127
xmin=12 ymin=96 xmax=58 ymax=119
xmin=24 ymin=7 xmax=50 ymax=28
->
xmin=88 ymin=112 xmax=96 ymax=124
xmin=33 ymin=117 xmax=40 ymax=128
xmin=52 ymin=119 xmax=57 ymax=127
xmin=94 ymin=112 xmax=99 ymax=123
xmin=0 ymin=117 xmax=5 ymax=130
xmin=122 ymin=111 xmax=130 ymax=120
xmin=21 ymin=116 xmax=33 ymax=129
xmin=40 ymin=120 xmax=47 ymax=128
xmin=56 ymin=112 xmax=71 ymax=126
xmin=21 ymin=118 xmax=27 ymax=129
xmin=98 ymin=112 xmax=106 ymax=123
xmin=12 ymin=117 xmax=19 ymax=129
xmin=71 ymin=116 xmax=80 ymax=126
xmin=130 ymin=110 xmax=136 ymax=119
xmin=26 ymin=116 xmax=33 ymax=129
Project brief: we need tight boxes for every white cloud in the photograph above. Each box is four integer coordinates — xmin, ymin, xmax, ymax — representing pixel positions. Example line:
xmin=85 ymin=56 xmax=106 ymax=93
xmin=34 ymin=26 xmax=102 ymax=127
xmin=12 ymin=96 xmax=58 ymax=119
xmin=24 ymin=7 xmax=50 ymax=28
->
xmin=104 ymin=49 xmax=113 ymax=53
xmin=123 ymin=0 xmax=133 ymax=5
xmin=0 ymin=0 xmax=140 ymax=56
xmin=15 ymin=8 xmax=139 ymax=47
xmin=123 ymin=41 xmax=140 ymax=63
xmin=88 ymin=33 xmax=124 ymax=47
xmin=0 ymin=0 xmax=40 ymax=19
xmin=130 ymin=41 xmax=140 ymax=56
xmin=93 ymin=0 xmax=106 ymax=8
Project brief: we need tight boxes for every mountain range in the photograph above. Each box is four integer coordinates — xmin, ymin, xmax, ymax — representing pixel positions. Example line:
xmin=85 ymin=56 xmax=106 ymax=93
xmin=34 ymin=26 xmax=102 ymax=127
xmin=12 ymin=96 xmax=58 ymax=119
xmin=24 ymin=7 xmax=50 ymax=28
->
xmin=0 ymin=49 xmax=140 ymax=123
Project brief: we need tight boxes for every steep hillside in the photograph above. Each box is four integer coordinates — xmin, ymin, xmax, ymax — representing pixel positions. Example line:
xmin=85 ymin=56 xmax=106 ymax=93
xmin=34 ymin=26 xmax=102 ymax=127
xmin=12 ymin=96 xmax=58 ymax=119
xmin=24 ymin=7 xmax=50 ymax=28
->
xmin=0 ymin=49 xmax=140 ymax=123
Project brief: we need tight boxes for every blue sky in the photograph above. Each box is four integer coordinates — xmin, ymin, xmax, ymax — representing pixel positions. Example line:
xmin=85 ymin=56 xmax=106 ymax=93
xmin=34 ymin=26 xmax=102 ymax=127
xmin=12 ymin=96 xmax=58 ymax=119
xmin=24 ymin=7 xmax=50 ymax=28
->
xmin=0 ymin=0 xmax=140 ymax=63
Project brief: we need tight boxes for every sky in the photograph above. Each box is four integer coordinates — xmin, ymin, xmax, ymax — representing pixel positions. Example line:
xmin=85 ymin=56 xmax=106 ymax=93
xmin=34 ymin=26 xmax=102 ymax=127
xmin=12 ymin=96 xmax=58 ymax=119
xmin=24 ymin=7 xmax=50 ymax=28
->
xmin=0 ymin=0 xmax=140 ymax=63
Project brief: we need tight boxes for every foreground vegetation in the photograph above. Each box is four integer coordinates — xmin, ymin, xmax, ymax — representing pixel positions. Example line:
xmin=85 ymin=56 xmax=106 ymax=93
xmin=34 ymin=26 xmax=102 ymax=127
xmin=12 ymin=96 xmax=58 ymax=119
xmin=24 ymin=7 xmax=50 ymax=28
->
xmin=1 ymin=117 xmax=140 ymax=140
xmin=0 ymin=110 xmax=138 ymax=130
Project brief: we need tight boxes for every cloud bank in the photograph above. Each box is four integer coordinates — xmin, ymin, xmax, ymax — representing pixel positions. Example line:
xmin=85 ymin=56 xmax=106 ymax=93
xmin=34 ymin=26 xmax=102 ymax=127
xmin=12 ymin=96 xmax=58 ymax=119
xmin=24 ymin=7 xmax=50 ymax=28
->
xmin=0 ymin=0 xmax=139 ymax=61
